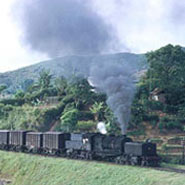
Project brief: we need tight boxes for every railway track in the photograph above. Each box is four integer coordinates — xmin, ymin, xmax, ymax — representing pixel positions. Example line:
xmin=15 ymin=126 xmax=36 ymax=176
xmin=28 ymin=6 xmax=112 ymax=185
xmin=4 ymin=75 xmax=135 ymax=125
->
xmin=152 ymin=166 xmax=185 ymax=174
xmin=98 ymin=160 xmax=185 ymax=174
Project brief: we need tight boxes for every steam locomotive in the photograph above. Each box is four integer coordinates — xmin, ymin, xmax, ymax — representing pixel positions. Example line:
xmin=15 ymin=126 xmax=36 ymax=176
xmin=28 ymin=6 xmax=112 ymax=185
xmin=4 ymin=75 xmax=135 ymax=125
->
xmin=0 ymin=130 xmax=160 ymax=167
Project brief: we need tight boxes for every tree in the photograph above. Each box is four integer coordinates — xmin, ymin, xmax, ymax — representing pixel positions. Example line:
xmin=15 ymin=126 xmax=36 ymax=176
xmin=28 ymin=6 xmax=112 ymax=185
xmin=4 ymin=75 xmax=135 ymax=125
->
xmin=104 ymin=107 xmax=120 ymax=134
xmin=0 ymin=85 xmax=7 ymax=95
xmin=90 ymin=102 xmax=104 ymax=121
xmin=55 ymin=76 xmax=68 ymax=96
xmin=146 ymin=44 xmax=185 ymax=105
xmin=60 ymin=108 xmax=79 ymax=132
xmin=67 ymin=77 xmax=94 ymax=108
xmin=38 ymin=69 xmax=52 ymax=89
xmin=20 ymin=79 xmax=34 ymax=92
xmin=14 ymin=90 xmax=25 ymax=99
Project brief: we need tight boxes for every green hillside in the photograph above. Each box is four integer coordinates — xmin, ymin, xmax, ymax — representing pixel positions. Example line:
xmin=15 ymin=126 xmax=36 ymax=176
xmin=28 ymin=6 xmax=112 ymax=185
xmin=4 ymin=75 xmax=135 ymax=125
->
xmin=0 ymin=45 xmax=185 ymax=151
xmin=0 ymin=52 xmax=146 ymax=93
xmin=1 ymin=45 xmax=185 ymax=133
xmin=0 ymin=151 xmax=184 ymax=185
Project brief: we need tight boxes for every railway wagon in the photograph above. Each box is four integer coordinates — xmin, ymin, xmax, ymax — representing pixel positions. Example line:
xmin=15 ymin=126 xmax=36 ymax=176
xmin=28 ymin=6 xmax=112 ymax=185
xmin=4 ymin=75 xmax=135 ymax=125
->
xmin=9 ymin=130 xmax=30 ymax=151
xmin=124 ymin=142 xmax=159 ymax=166
xmin=26 ymin=132 xmax=43 ymax=153
xmin=0 ymin=130 xmax=9 ymax=150
xmin=43 ymin=132 xmax=70 ymax=155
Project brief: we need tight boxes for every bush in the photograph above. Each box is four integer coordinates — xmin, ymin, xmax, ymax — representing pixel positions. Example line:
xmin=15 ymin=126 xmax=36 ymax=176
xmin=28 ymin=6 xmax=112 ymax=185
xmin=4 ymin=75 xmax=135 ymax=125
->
xmin=60 ymin=108 xmax=79 ymax=132
xmin=150 ymin=138 xmax=163 ymax=144
xmin=78 ymin=111 xmax=94 ymax=121
xmin=14 ymin=90 xmax=25 ymax=99
xmin=158 ymin=116 xmax=183 ymax=130
xmin=163 ymin=105 xmax=179 ymax=114
xmin=145 ymin=114 xmax=159 ymax=122
xmin=160 ymin=154 xmax=182 ymax=164
xmin=3 ymin=105 xmax=14 ymax=112
xmin=76 ymin=121 xmax=96 ymax=131
xmin=127 ymin=129 xmax=145 ymax=136
xmin=130 ymin=102 xmax=147 ymax=127
xmin=62 ymin=95 xmax=74 ymax=104
xmin=0 ymin=98 xmax=25 ymax=106
xmin=145 ymin=100 xmax=164 ymax=111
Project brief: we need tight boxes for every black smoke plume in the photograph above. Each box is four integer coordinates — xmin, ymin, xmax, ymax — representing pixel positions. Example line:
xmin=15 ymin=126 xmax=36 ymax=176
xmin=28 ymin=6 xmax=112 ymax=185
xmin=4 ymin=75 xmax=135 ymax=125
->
xmin=14 ymin=0 xmax=115 ymax=56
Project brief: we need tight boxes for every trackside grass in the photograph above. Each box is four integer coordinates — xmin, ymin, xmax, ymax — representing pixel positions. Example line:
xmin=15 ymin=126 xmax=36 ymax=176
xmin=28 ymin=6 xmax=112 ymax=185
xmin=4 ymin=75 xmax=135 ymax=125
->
xmin=0 ymin=151 xmax=185 ymax=185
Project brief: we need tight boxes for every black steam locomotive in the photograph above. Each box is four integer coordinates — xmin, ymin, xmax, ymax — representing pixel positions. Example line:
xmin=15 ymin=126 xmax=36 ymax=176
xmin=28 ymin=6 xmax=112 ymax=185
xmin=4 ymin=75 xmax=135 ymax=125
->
xmin=0 ymin=130 xmax=160 ymax=166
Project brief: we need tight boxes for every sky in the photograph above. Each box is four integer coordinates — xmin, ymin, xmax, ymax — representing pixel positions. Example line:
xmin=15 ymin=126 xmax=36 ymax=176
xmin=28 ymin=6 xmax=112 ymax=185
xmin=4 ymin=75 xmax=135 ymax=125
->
xmin=0 ymin=0 xmax=48 ymax=72
xmin=0 ymin=0 xmax=185 ymax=73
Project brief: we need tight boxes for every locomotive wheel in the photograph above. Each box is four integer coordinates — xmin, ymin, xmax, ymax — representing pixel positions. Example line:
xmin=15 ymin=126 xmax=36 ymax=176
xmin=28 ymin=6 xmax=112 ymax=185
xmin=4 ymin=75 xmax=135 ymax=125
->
xmin=141 ymin=160 xmax=148 ymax=167
xmin=85 ymin=153 xmax=93 ymax=160
xmin=115 ymin=158 xmax=120 ymax=164
xmin=131 ymin=160 xmax=136 ymax=166
xmin=115 ymin=157 xmax=126 ymax=165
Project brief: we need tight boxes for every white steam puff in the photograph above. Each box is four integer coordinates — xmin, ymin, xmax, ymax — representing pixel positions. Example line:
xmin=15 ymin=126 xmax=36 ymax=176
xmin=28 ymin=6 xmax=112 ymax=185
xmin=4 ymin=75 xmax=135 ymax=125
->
xmin=97 ymin=122 xmax=107 ymax=134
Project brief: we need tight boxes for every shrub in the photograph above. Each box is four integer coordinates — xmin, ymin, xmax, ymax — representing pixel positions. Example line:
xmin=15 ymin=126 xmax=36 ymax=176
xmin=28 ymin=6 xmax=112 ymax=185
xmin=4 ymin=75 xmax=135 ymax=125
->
xmin=145 ymin=114 xmax=159 ymax=122
xmin=145 ymin=100 xmax=164 ymax=111
xmin=130 ymin=102 xmax=147 ymax=127
xmin=158 ymin=116 xmax=183 ymax=130
xmin=0 ymin=98 xmax=25 ymax=106
xmin=60 ymin=108 xmax=79 ymax=132
xmin=14 ymin=90 xmax=25 ymax=99
xmin=76 ymin=121 xmax=96 ymax=131
xmin=163 ymin=105 xmax=179 ymax=114
xmin=78 ymin=111 xmax=94 ymax=121
xmin=127 ymin=129 xmax=145 ymax=136
xmin=3 ymin=105 xmax=14 ymax=112
xmin=150 ymin=138 xmax=163 ymax=144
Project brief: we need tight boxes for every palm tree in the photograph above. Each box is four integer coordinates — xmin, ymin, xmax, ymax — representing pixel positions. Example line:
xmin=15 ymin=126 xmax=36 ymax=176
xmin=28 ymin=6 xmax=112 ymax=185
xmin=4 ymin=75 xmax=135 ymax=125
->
xmin=90 ymin=102 xmax=104 ymax=121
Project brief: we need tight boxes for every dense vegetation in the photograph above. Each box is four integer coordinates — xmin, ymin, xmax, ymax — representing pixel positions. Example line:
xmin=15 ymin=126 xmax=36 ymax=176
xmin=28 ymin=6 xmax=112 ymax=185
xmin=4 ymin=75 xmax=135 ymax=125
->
xmin=0 ymin=70 xmax=120 ymax=133
xmin=0 ymin=45 xmax=185 ymax=134
xmin=0 ymin=151 xmax=185 ymax=185
xmin=130 ymin=44 xmax=185 ymax=132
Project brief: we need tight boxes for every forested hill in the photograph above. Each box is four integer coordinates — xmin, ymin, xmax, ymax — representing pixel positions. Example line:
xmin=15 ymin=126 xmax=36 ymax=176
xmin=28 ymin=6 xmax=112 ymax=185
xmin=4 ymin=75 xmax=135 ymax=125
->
xmin=0 ymin=52 xmax=146 ymax=93
xmin=1 ymin=44 xmax=185 ymax=138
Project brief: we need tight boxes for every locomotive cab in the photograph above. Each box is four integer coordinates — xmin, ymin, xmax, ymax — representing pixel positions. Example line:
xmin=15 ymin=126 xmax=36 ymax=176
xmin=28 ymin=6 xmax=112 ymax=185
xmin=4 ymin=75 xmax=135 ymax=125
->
xmin=124 ymin=142 xmax=160 ymax=166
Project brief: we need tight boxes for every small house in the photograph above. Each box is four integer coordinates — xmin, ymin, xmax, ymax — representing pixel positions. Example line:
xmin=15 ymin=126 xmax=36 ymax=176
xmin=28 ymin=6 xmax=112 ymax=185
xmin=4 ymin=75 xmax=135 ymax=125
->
xmin=150 ymin=88 xmax=166 ymax=103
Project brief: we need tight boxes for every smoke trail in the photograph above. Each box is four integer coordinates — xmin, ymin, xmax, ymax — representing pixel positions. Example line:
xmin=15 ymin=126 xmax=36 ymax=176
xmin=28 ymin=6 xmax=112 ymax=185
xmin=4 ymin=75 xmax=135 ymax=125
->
xmin=90 ymin=61 xmax=136 ymax=134
xmin=13 ymin=0 xmax=115 ymax=56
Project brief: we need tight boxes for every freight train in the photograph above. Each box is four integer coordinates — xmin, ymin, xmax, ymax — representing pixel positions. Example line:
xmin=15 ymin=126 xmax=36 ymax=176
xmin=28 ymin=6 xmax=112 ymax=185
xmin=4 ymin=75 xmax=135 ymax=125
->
xmin=0 ymin=130 xmax=160 ymax=166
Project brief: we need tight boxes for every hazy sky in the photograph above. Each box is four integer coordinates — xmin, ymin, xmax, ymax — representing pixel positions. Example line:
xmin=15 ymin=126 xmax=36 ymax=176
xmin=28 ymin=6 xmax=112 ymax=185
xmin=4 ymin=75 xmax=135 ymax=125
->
xmin=0 ymin=0 xmax=185 ymax=72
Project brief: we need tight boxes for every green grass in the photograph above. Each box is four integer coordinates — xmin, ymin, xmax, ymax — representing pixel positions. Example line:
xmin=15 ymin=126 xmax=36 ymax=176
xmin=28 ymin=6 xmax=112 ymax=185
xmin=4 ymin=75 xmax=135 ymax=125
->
xmin=0 ymin=151 xmax=185 ymax=185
